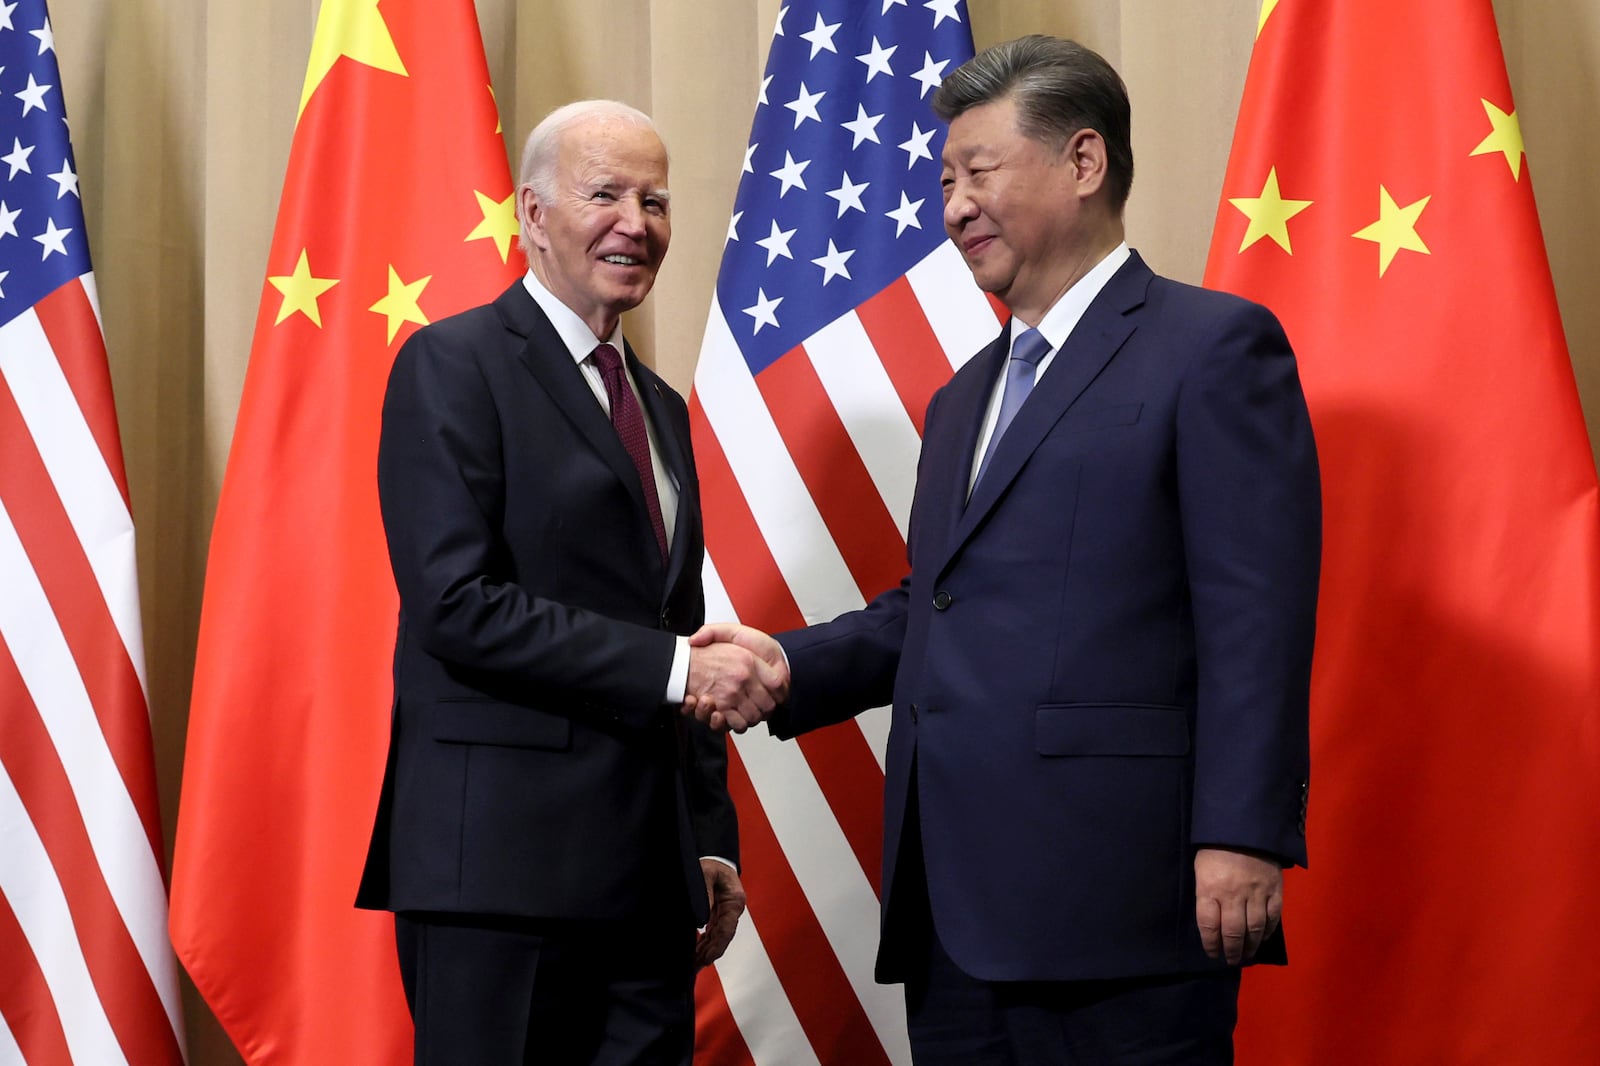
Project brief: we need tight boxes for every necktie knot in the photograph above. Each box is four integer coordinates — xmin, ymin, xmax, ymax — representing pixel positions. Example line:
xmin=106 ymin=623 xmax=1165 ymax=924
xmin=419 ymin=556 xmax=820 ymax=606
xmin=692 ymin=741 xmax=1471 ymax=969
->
xmin=591 ymin=342 xmax=624 ymax=378
xmin=1010 ymin=327 xmax=1051 ymax=368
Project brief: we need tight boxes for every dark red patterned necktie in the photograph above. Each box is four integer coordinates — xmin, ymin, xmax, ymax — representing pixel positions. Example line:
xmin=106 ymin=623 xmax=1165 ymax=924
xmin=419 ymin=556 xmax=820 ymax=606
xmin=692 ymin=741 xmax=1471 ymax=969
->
xmin=591 ymin=343 xmax=669 ymax=562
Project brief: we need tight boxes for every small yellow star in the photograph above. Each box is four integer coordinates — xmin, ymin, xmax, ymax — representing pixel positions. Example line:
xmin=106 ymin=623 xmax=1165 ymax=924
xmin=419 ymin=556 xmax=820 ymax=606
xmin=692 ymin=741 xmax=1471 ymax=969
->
xmin=369 ymin=266 xmax=432 ymax=344
xmin=467 ymin=190 xmax=519 ymax=263
xmin=1228 ymin=166 xmax=1313 ymax=254
xmin=1469 ymin=98 xmax=1524 ymax=180
xmin=1258 ymin=0 xmax=1281 ymax=37
xmin=1352 ymin=185 xmax=1431 ymax=278
xmin=268 ymin=250 xmax=340 ymax=327
xmin=299 ymin=0 xmax=408 ymax=121
xmin=489 ymin=85 xmax=502 ymax=135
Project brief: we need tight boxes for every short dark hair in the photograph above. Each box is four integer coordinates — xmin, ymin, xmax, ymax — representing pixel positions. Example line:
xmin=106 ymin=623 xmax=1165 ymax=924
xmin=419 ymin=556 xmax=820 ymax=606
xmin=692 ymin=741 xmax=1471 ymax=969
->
xmin=932 ymin=35 xmax=1134 ymax=209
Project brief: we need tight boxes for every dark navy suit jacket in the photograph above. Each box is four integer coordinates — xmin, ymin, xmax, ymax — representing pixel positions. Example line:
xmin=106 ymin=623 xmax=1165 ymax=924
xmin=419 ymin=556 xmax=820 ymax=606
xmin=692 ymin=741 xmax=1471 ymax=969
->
xmin=773 ymin=252 xmax=1319 ymax=983
xmin=357 ymin=281 xmax=736 ymax=927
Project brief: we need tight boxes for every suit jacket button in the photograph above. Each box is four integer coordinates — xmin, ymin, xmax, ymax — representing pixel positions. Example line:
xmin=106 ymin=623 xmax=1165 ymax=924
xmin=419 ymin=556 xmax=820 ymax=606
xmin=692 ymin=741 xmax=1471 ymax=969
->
xmin=909 ymin=703 xmax=918 ymax=722
xmin=932 ymin=590 xmax=952 ymax=610
xmin=660 ymin=608 xmax=673 ymax=630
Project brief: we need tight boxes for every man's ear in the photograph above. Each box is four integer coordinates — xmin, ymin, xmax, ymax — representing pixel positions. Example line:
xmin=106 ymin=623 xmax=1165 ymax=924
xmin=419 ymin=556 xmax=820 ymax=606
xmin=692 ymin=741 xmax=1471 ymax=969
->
xmin=517 ymin=184 xmax=549 ymax=252
xmin=1066 ymin=128 xmax=1108 ymax=199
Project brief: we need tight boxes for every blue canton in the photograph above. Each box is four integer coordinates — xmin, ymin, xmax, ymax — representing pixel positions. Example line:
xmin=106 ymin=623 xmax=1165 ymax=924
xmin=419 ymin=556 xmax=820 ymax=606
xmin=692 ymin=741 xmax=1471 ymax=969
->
xmin=718 ymin=0 xmax=974 ymax=374
xmin=0 ymin=0 xmax=89 ymax=330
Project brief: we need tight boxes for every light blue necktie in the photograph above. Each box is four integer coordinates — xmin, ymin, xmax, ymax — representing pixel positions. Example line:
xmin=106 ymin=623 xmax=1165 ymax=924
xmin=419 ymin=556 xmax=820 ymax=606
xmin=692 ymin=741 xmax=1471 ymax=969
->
xmin=973 ymin=326 xmax=1052 ymax=487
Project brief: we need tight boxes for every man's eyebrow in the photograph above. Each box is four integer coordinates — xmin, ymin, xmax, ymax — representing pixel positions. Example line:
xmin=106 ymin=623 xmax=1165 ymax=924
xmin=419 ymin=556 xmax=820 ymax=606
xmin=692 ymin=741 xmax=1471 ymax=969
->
xmin=587 ymin=175 xmax=671 ymax=203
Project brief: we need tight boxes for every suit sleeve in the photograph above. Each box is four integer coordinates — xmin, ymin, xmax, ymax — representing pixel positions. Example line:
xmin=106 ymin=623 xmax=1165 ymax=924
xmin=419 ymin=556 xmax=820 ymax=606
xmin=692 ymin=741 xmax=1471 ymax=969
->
xmin=378 ymin=324 xmax=676 ymax=729
xmin=770 ymin=578 xmax=908 ymax=740
xmin=669 ymin=414 xmax=740 ymax=864
xmin=1177 ymin=299 xmax=1321 ymax=867
xmin=685 ymin=718 xmax=738 ymax=863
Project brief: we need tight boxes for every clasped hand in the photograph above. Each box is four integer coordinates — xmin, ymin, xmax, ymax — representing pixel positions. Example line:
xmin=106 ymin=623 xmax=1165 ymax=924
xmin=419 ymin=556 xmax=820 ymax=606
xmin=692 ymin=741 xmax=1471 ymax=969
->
xmin=682 ymin=623 xmax=788 ymax=733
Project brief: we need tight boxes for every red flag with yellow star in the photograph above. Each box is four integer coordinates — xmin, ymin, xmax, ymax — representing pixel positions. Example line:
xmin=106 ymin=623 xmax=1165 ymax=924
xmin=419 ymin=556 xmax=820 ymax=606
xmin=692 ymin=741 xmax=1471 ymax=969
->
xmin=169 ymin=0 xmax=520 ymax=1060
xmin=1206 ymin=1 xmax=1600 ymax=1061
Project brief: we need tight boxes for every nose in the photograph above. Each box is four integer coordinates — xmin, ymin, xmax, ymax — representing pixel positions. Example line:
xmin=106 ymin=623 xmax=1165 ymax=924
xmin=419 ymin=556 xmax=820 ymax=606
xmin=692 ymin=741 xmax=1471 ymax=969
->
xmin=943 ymin=182 xmax=977 ymax=232
xmin=614 ymin=196 xmax=647 ymax=237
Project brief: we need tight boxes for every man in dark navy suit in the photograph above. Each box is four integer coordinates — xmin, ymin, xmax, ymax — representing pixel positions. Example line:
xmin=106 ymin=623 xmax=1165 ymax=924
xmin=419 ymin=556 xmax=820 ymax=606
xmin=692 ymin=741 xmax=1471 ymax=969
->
xmin=692 ymin=37 xmax=1321 ymax=1064
xmin=357 ymin=100 xmax=786 ymax=1065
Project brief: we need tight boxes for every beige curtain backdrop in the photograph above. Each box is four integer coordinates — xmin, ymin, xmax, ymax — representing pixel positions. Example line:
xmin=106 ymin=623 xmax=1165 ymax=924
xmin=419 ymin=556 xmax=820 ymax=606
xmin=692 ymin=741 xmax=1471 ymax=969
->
xmin=46 ymin=1 xmax=1600 ymax=1061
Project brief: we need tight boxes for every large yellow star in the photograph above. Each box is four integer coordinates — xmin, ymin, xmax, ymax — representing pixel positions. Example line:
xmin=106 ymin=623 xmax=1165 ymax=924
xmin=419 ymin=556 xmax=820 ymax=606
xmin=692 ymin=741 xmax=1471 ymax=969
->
xmin=467 ymin=190 xmax=519 ymax=263
xmin=1469 ymin=98 xmax=1524 ymax=180
xmin=1352 ymin=185 xmax=1431 ymax=277
xmin=1228 ymin=167 xmax=1313 ymax=254
xmin=268 ymin=250 xmax=340 ymax=327
xmin=369 ymin=265 xmax=432 ymax=344
xmin=298 ymin=0 xmax=408 ymax=121
xmin=1258 ymin=0 xmax=1281 ymax=37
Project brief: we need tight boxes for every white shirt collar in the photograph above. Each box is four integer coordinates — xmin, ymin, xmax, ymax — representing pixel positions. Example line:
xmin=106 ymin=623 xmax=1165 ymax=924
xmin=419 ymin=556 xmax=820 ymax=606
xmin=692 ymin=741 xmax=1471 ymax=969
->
xmin=521 ymin=269 xmax=625 ymax=368
xmin=1020 ymin=242 xmax=1132 ymax=352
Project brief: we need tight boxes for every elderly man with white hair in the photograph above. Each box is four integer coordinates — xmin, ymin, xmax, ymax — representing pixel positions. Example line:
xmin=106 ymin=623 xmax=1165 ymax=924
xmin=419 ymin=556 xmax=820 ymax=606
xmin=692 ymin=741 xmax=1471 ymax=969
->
xmin=356 ymin=99 xmax=782 ymax=1065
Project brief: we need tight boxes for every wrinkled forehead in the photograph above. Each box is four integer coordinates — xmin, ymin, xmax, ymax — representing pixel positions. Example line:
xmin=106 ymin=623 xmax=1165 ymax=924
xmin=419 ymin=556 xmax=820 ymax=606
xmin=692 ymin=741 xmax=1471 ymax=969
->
xmin=558 ymin=116 xmax=670 ymax=185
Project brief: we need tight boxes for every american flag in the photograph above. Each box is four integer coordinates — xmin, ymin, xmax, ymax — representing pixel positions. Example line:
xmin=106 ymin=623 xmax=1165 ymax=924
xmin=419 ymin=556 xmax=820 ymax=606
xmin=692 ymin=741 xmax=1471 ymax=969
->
xmin=0 ymin=1 xmax=185 ymax=1062
xmin=687 ymin=2 xmax=997 ymax=1063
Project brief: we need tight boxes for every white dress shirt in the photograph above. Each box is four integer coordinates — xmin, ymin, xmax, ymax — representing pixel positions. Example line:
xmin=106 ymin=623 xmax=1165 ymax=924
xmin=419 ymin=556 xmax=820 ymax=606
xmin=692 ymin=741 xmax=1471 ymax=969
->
xmin=968 ymin=243 xmax=1132 ymax=497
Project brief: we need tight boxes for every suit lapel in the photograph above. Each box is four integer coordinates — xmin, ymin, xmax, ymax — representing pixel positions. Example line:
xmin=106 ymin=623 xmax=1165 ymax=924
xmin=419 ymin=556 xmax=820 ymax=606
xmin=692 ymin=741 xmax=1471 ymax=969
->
xmin=942 ymin=254 xmax=1153 ymax=570
xmin=496 ymin=285 xmax=669 ymax=583
xmin=915 ymin=324 xmax=1009 ymax=574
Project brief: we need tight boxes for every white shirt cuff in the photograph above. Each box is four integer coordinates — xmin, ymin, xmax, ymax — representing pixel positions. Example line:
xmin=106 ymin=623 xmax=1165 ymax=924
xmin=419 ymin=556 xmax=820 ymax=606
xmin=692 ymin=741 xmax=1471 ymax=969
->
xmin=664 ymin=635 xmax=689 ymax=704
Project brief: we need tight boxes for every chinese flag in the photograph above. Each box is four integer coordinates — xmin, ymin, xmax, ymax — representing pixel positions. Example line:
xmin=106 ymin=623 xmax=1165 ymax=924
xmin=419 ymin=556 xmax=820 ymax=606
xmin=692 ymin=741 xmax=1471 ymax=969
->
xmin=1205 ymin=1 xmax=1600 ymax=1062
xmin=168 ymin=1 xmax=521 ymax=1061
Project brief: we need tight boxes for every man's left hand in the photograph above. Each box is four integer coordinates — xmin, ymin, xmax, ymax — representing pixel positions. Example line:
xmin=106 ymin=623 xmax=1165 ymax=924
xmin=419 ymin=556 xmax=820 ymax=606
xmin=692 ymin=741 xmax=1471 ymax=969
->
xmin=1194 ymin=847 xmax=1283 ymax=964
xmin=694 ymin=859 xmax=747 ymax=968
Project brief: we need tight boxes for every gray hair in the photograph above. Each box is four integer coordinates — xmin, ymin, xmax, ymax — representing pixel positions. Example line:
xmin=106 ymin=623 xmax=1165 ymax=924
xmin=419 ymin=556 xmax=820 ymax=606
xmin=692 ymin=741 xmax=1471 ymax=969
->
xmin=932 ymin=35 xmax=1134 ymax=209
xmin=517 ymin=99 xmax=662 ymax=202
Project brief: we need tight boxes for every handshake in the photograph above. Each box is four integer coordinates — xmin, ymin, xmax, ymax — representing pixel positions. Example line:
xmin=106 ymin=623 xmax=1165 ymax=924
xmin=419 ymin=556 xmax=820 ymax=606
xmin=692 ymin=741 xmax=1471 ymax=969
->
xmin=682 ymin=623 xmax=788 ymax=734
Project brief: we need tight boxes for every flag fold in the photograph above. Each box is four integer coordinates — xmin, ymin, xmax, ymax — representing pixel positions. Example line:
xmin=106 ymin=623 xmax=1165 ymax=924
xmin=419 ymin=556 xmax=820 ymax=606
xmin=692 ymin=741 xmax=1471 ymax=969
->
xmin=1205 ymin=2 xmax=1600 ymax=1061
xmin=169 ymin=0 xmax=521 ymax=1061
xmin=0 ymin=0 xmax=186 ymax=1062
xmin=688 ymin=3 xmax=986 ymax=1063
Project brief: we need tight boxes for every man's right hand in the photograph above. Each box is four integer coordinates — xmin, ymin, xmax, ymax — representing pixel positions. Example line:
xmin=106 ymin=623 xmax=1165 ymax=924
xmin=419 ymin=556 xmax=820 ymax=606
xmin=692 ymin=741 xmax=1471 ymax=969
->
xmin=1194 ymin=847 xmax=1284 ymax=965
xmin=683 ymin=624 xmax=789 ymax=733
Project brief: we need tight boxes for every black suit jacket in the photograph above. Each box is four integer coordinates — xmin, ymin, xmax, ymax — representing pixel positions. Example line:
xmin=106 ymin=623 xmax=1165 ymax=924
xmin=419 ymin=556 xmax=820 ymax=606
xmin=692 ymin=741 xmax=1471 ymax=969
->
xmin=357 ymin=281 xmax=735 ymax=926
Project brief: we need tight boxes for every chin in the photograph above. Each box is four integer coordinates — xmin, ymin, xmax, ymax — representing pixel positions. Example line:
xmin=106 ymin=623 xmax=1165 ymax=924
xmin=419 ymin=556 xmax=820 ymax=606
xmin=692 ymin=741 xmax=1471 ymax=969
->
xmin=970 ymin=270 xmax=1009 ymax=297
xmin=604 ymin=291 xmax=650 ymax=318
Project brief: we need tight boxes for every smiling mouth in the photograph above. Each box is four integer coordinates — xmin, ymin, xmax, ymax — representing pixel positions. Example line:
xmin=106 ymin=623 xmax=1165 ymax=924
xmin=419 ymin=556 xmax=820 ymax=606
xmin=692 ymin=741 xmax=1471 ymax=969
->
xmin=602 ymin=254 xmax=644 ymax=266
xmin=962 ymin=235 xmax=993 ymax=256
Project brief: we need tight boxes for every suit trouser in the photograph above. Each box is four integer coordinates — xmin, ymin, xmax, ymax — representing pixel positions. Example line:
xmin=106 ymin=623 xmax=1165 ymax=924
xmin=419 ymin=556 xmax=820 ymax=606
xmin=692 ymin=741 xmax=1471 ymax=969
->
xmin=891 ymin=760 xmax=1241 ymax=1066
xmin=396 ymin=911 xmax=695 ymax=1066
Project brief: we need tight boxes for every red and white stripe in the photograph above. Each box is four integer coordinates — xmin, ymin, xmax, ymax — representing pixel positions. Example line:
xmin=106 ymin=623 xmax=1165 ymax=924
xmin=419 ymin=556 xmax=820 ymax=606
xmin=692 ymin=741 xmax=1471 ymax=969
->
xmin=0 ymin=275 xmax=186 ymax=1064
xmin=690 ymin=241 xmax=1003 ymax=1065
